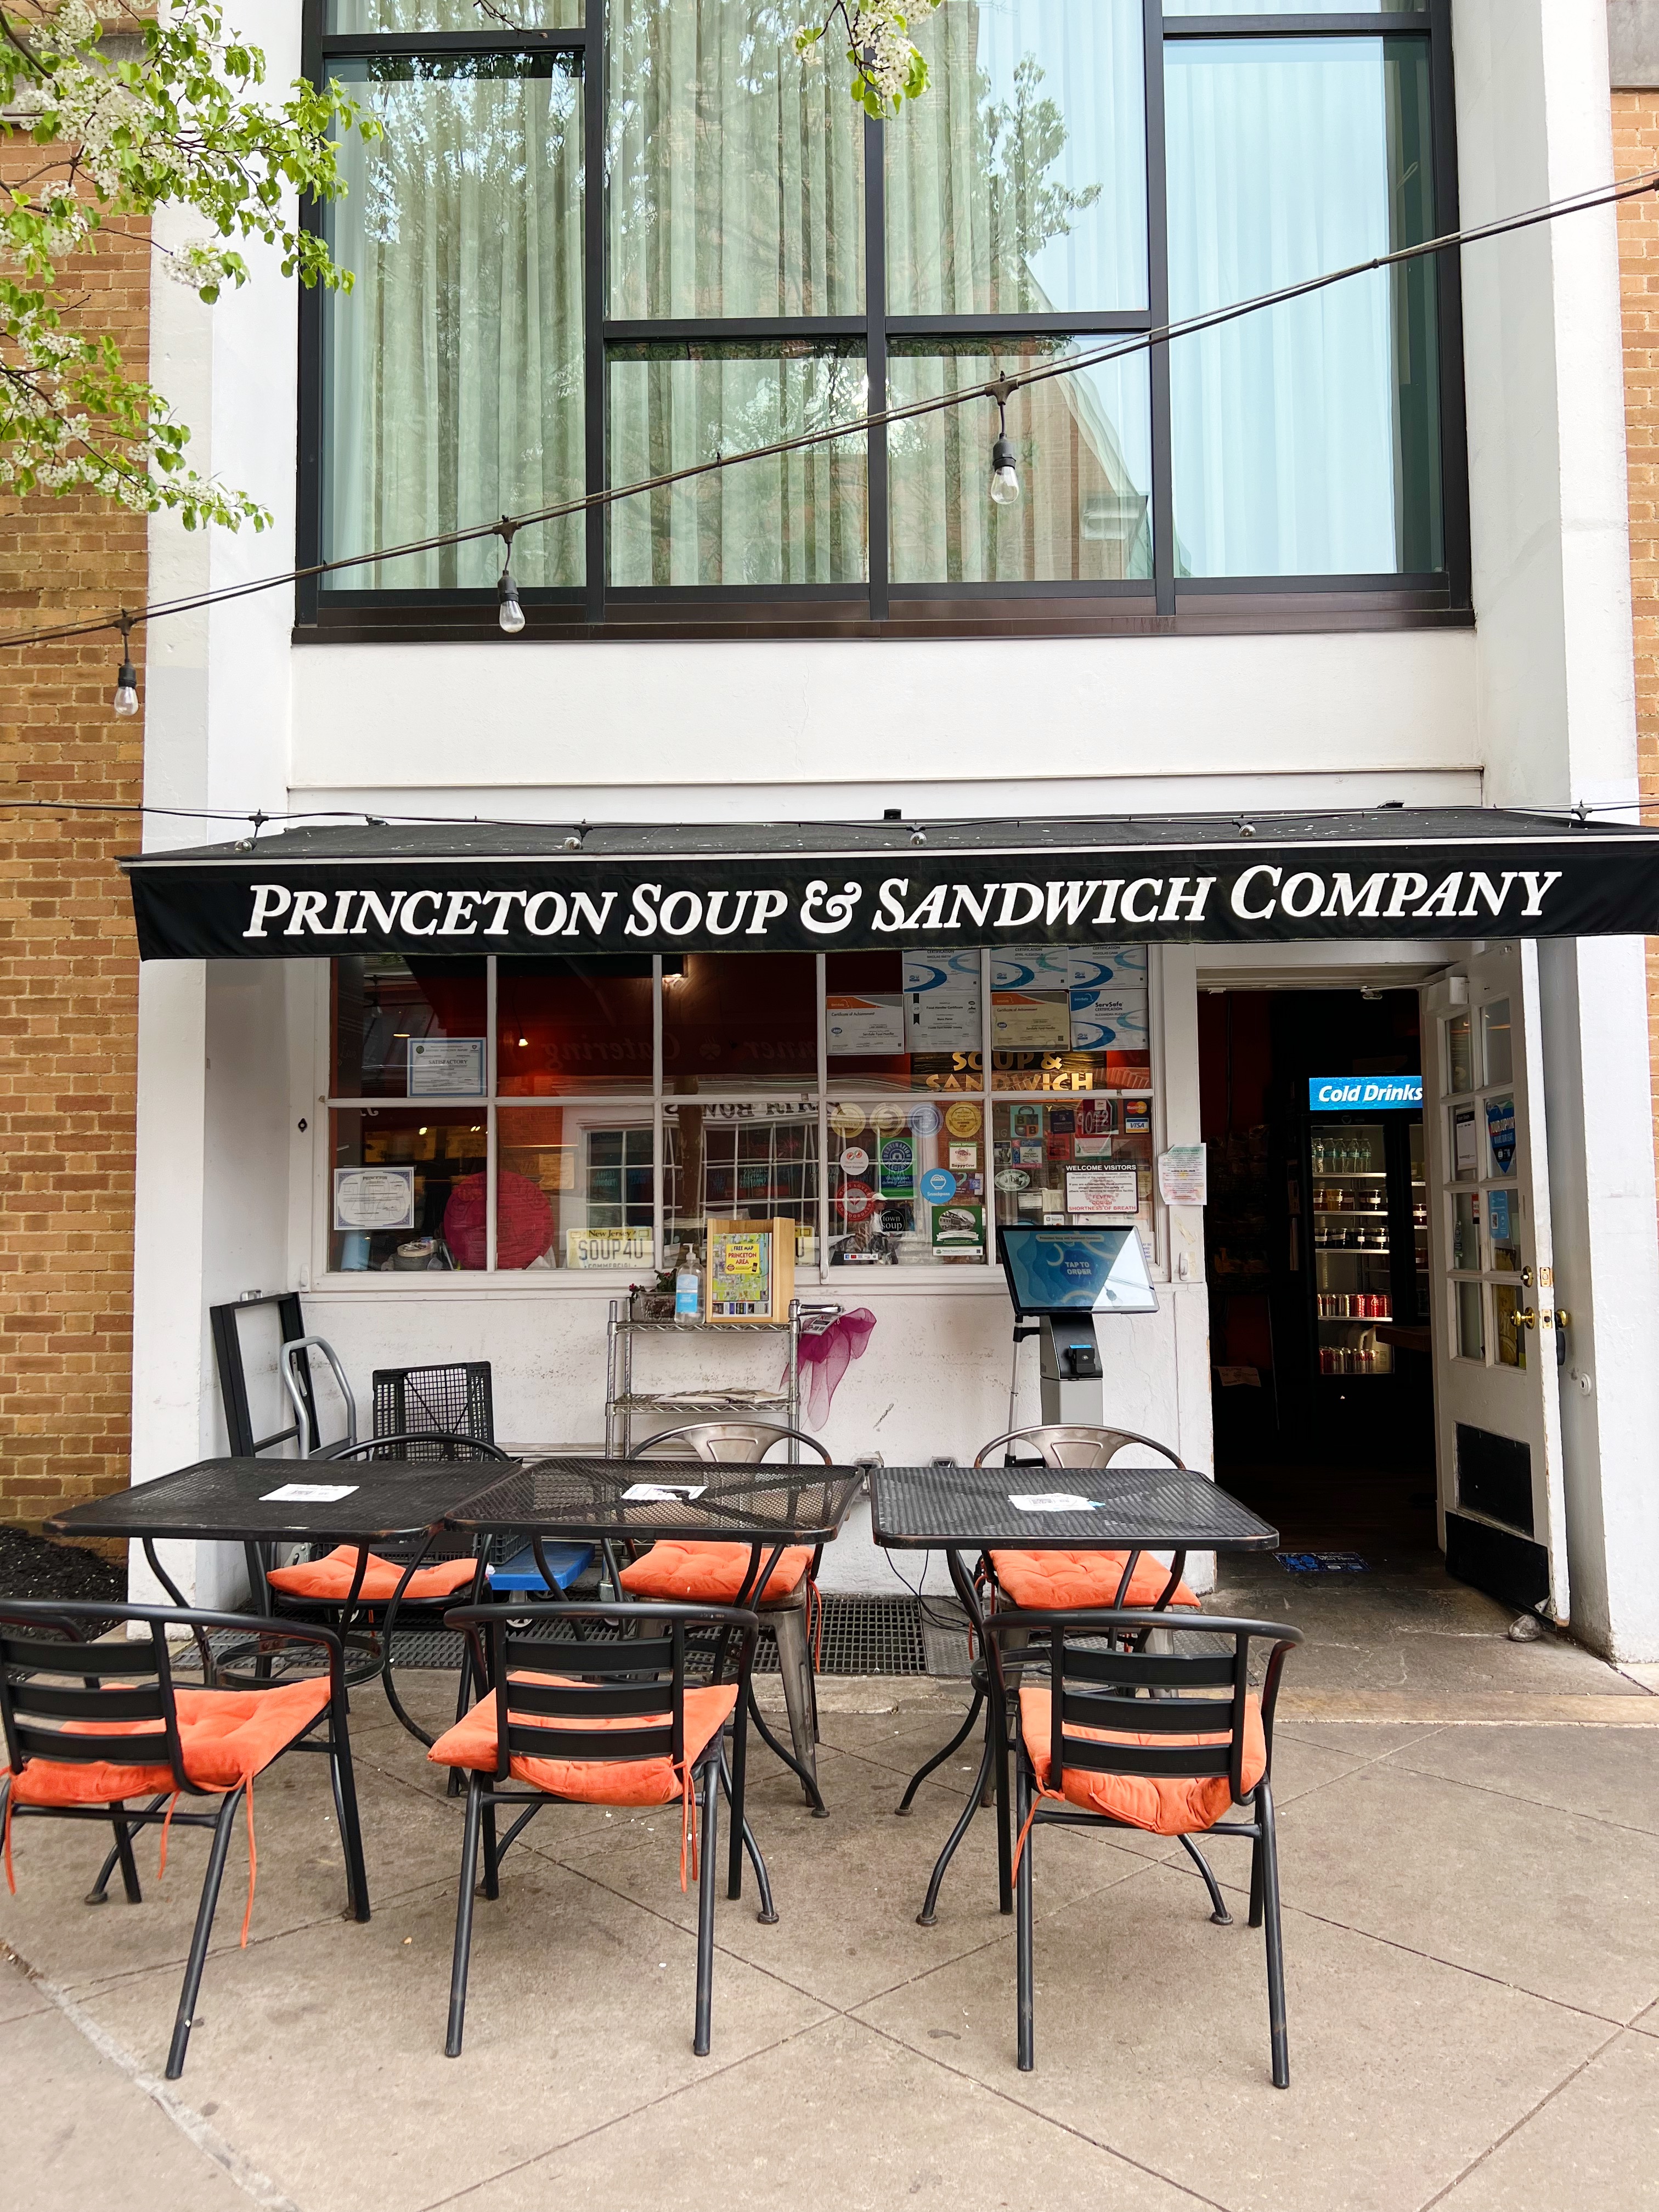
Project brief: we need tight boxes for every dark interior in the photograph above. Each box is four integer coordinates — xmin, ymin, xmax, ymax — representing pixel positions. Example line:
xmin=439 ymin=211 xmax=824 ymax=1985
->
xmin=1199 ymin=988 xmax=1437 ymax=1557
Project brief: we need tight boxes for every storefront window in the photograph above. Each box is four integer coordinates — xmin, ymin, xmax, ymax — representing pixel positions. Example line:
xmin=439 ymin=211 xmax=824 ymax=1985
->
xmin=666 ymin=1102 xmax=820 ymax=1269
xmin=323 ymin=946 xmax=1160 ymax=1278
xmin=330 ymin=1107 xmax=489 ymax=1272
xmin=332 ymin=957 xmax=487 ymax=1101
xmin=827 ymin=1099 xmax=988 ymax=1269
xmin=496 ymin=957 xmax=654 ymax=1094
xmin=991 ymin=1098 xmax=1153 ymax=1250
xmin=661 ymin=952 xmax=819 ymax=1093
xmin=498 ymin=1107 xmax=653 ymax=1272
xmin=991 ymin=942 xmax=1150 ymax=1090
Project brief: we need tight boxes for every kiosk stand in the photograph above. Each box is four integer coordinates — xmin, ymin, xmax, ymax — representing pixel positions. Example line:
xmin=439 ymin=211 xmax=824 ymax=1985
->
xmin=997 ymin=1226 xmax=1159 ymax=1430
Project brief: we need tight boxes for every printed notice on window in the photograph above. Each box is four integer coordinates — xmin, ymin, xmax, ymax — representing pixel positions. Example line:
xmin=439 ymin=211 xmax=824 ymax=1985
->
xmin=334 ymin=1166 xmax=416 ymax=1233
xmin=261 ymin=1483 xmax=359 ymax=1504
xmin=408 ymin=1037 xmax=486 ymax=1097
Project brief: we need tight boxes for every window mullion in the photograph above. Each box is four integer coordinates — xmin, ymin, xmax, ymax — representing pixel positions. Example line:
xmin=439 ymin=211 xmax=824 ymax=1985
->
xmin=486 ymin=957 xmax=498 ymax=1273
xmin=585 ymin=0 xmax=607 ymax=621
xmin=864 ymin=109 xmax=889 ymax=624
xmin=1144 ymin=0 xmax=1175 ymax=619
xmin=652 ymin=954 xmax=665 ymax=1272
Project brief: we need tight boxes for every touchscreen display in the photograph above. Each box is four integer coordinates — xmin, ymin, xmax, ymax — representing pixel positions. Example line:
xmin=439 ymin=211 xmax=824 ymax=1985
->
xmin=997 ymin=1226 xmax=1158 ymax=1316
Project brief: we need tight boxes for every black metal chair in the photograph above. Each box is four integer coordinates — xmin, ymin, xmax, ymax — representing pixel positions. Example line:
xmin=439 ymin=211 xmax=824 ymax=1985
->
xmin=973 ymin=1425 xmax=1200 ymax=1613
xmin=0 ymin=1600 xmax=368 ymax=2080
xmin=371 ymin=1361 xmax=495 ymax=1459
xmin=985 ymin=1606 xmax=1302 ymax=2088
xmin=620 ymin=1421 xmax=833 ymax=1811
xmin=432 ymin=1600 xmax=760 ymax=2059
xmin=259 ymin=1430 xmax=511 ymax=1739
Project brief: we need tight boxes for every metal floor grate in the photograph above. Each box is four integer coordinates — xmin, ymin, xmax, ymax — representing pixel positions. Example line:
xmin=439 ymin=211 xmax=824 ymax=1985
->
xmin=381 ymin=1595 xmax=928 ymax=1678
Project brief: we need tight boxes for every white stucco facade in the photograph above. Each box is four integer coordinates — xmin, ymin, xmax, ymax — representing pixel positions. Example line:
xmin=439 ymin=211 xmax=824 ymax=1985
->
xmin=127 ymin=0 xmax=1659 ymax=1655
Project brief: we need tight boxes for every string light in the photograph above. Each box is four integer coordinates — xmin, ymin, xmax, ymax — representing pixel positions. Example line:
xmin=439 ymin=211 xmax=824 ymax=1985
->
xmin=0 ymin=170 xmax=1651 ymax=670
xmin=111 ymin=612 xmax=139 ymax=718
xmin=988 ymin=382 xmax=1020 ymax=510
xmin=496 ymin=518 xmax=526 ymax=636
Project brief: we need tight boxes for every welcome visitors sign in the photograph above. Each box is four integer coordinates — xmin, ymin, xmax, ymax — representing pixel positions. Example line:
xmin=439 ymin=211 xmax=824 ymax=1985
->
xmin=122 ymin=809 xmax=1659 ymax=960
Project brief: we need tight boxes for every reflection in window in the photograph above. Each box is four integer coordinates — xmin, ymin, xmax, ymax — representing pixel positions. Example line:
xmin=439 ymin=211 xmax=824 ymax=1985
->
xmin=330 ymin=1108 xmax=488 ymax=1271
xmin=332 ymin=957 xmax=487 ymax=1099
xmin=498 ymin=1108 xmax=653 ymax=1270
xmin=660 ymin=952 xmax=819 ymax=1092
xmin=607 ymin=0 xmax=862 ymax=318
xmin=496 ymin=958 xmax=654 ymax=1094
xmin=608 ymin=343 xmax=867 ymax=585
xmin=666 ymin=1102 xmax=820 ymax=1266
xmin=1166 ymin=36 xmax=1441 ymax=577
xmin=324 ymin=55 xmax=585 ymax=590
xmin=888 ymin=345 xmax=1152 ymax=585
xmin=887 ymin=0 xmax=1147 ymax=314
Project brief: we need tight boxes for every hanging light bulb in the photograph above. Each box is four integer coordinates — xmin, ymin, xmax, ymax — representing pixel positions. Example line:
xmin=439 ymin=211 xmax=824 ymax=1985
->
xmin=111 ymin=611 xmax=139 ymax=717
xmin=496 ymin=517 xmax=526 ymax=635
xmin=989 ymin=414 xmax=1021 ymax=508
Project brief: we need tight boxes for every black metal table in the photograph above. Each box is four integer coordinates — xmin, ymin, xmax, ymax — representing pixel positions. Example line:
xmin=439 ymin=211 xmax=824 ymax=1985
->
xmin=445 ymin=1457 xmax=865 ymax=1897
xmin=47 ymin=1458 xmax=502 ymax=1734
xmin=870 ymin=1462 xmax=1278 ymax=1922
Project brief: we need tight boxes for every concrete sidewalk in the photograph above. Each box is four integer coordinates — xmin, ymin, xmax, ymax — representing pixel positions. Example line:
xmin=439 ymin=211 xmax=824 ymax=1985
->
xmin=5 ymin=1665 xmax=1659 ymax=2212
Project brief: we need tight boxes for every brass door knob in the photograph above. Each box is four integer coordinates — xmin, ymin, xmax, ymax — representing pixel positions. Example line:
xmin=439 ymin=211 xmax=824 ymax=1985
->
xmin=1517 ymin=1308 xmax=1537 ymax=1329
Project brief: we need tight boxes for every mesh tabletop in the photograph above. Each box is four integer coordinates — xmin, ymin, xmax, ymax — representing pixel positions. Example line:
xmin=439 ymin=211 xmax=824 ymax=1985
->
xmin=446 ymin=1459 xmax=865 ymax=1545
xmin=870 ymin=1464 xmax=1277 ymax=1552
xmin=45 ymin=1458 xmax=503 ymax=1545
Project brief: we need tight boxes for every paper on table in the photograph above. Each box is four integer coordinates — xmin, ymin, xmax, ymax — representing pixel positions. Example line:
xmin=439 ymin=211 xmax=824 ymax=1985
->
xmin=1009 ymin=1492 xmax=1099 ymax=1514
xmin=622 ymin=1482 xmax=709 ymax=1502
xmin=260 ymin=1482 xmax=359 ymax=1503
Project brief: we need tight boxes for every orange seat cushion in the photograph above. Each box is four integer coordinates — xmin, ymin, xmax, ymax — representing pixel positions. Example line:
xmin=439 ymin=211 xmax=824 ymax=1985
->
xmin=1019 ymin=1684 xmax=1266 ymax=1836
xmin=7 ymin=1677 xmax=333 ymax=1809
xmin=428 ymin=1671 xmax=737 ymax=1804
xmin=990 ymin=1549 xmax=1201 ymax=1612
xmin=618 ymin=1541 xmax=811 ymax=1606
xmin=266 ymin=1545 xmax=478 ymax=1604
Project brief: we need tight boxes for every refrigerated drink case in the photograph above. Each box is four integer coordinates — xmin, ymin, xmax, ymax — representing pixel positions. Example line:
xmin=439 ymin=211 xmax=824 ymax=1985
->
xmin=1306 ymin=1115 xmax=1426 ymax=1379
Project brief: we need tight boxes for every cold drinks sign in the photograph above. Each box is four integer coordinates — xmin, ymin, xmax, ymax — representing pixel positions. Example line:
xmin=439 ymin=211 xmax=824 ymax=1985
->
xmin=1308 ymin=1076 xmax=1424 ymax=1111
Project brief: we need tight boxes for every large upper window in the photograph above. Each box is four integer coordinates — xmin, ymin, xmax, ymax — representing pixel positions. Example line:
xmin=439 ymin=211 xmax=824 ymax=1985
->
xmin=304 ymin=0 xmax=1461 ymax=632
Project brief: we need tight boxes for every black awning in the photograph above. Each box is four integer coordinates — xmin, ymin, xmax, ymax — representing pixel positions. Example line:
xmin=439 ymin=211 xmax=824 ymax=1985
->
xmin=121 ymin=807 xmax=1659 ymax=960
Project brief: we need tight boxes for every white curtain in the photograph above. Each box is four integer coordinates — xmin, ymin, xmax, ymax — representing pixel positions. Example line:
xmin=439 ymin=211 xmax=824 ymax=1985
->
xmin=888 ymin=345 xmax=1152 ymax=584
xmin=1165 ymin=37 xmax=1435 ymax=577
xmin=327 ymin=1 xmax=583 ymax=29
xmin=325 ymin=60 xmax=585 ymax=590
xmin=605 ymin=2 xmax=865 ymax=584
xmin=887 ymin=0 xmax=1147 ymax=317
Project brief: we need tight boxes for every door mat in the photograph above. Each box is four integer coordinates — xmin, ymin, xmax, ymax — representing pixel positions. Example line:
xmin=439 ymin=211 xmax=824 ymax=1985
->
xmin=1276 ymin=1551 xmax=1369 ymax=1574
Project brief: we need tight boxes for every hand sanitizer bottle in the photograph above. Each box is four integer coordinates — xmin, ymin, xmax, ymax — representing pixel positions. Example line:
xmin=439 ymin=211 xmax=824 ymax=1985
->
xmin=674 ymin=1244 xmax=701 ymax=1328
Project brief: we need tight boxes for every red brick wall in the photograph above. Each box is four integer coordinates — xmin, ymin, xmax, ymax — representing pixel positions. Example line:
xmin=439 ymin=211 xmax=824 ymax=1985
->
xmin=1614 ymin=93 xmax=1659 ymax=1195
xmin=0 ymin=183 xmax=147 ymax=1525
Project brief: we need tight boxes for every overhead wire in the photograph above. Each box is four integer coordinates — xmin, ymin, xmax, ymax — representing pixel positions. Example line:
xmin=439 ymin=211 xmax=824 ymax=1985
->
xmin=0 ymin=165 xmax=1656 ymax=659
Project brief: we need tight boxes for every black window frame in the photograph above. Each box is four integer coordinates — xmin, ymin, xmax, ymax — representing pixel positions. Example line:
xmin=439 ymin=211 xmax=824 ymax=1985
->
xmin=296 ymin=0 xmax=1470 ymax=645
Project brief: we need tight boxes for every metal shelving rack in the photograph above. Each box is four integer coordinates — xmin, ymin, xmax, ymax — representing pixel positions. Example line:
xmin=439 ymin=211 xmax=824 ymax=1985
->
xmin=605 ymin=1297 xmax=843 ymax=1458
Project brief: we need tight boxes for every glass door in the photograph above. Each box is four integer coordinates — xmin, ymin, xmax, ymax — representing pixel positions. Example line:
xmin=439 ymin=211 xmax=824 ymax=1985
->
xmin=1424 ymin=946 xmax=1569 ymax=1622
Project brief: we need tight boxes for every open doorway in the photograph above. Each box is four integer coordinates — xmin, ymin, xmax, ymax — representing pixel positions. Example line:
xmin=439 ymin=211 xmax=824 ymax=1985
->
xmin=1198 ymin=988 xmax=1437 ymax=1561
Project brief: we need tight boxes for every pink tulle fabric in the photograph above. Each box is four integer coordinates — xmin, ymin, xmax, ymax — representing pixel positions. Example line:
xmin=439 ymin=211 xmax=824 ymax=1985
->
xmin=793 ymin=1309 xmax=877 ymax=1427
